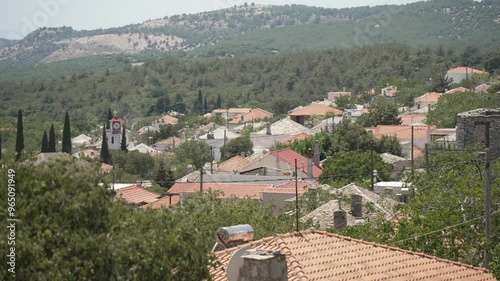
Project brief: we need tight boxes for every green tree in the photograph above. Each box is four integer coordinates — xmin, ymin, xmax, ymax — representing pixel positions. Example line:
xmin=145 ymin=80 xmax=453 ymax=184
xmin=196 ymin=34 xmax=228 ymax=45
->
xmin=41 ymin=130 xmax=49 ymax=153
xmin=357 ymin=98 xmax=401 ymax=127
xmin=120 ymin=126 xmax=127 ymax=152
xmin=0 ymin=134 xmax=2 ymax=160
xmin=106 ymin=108 xmax=113 ymax=129
xmin=15 ymin=109 xmax=24 ymax=161
xmin=216 ymin=93 xmax=222 ymax=109
xmin=220 ymin=135 xmax=253 ymax=161
xmin=48 ymin=123 xmax=56 ymax=153
xmin=153 ymin=158 xmax=174 ymax=188
xmin=332 ymin=119 xmax=375 ymax=153
xmin=100 ymin=125 xmax=111 ymax=164
xmin=62 ymin=111 xmax=72 ymax=154
xmin=175 ymin=140 xmax=213 ymax=169
xmin=483 ymin=49 xmax=500 ymax=74
xmin=376 ymin=135 xmax=403 ymax=157
xmin=319 ymin=151 xmax=392 ymax=185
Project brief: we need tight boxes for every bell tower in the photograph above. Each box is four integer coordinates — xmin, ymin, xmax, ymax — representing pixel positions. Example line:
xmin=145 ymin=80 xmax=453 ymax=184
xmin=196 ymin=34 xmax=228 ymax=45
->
xmin=107 ymin=111 xmax=123 ymax=150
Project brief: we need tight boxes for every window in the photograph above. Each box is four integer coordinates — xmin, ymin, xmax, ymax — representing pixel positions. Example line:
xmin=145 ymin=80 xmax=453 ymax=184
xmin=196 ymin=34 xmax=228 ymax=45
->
xmin=475 ymin=122 xmax=489 ymax=148
xmin=111 ymin=136 xmax=114 ymax=144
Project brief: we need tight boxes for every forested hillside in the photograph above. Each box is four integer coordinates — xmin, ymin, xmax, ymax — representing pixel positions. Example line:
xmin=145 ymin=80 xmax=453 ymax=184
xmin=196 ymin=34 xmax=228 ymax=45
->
xmin=0 ymin=0 xmax=498 ymax=69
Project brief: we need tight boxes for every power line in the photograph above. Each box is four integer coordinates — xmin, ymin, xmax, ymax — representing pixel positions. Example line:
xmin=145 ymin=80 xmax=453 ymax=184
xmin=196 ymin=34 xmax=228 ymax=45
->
xmin=392 ymin=210 xmax=500 ymax=245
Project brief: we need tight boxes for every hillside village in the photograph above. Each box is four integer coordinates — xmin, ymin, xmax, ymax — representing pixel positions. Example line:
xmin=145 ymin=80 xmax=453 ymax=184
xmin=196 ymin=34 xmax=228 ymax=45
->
xmin=1 ymin=1 xmax=500 ymax=280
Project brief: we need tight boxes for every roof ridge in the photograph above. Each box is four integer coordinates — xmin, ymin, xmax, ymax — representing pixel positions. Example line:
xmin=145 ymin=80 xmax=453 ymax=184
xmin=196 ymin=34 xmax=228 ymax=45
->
xmin=312 ymin=228 xmax=493 ymax=274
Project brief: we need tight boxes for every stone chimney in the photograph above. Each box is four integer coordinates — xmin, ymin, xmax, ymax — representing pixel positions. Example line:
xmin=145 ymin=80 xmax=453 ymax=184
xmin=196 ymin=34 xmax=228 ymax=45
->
xmin=307 ymin=148 xmax=313 ymax=179
xmin=350 ymin=194 xmax=363 ymax=218
xmin=266 ymin=123 xmax=272 ymax=135
xmin=239 ymin=249 xmax=288 ymax=281
xmin=334 ymin=209 xmax=347 ymax=229
xmin=313 ymin=140 xmax=320 ymax=167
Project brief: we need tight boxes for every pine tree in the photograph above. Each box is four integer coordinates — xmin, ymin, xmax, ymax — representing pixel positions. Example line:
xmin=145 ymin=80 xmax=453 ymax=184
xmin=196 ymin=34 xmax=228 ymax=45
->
xmin=106 ymin=108 xmax=113 ymax=129
xmin=49 ymin=124 xmax=56 ymax=153
xmin=15 ymin=109 xmax=24 ymax=161
xmin=120 ymin=126 xmax=128 ymax=152
xmin=41 ymin=131 xmax=49 ymax=153
xmin=100 ymin=125 xmax=111 ymax=164
xmin=62 ymin=111 xmax=72 ymax=154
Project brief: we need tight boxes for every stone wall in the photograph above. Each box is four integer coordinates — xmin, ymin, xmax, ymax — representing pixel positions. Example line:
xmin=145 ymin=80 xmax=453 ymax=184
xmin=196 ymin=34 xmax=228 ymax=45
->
xmin=456 ymin=108 xmax=500 ymax=160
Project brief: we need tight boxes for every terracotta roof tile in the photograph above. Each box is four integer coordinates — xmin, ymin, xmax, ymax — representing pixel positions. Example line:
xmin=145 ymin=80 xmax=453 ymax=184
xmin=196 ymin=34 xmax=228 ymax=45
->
xmin=447 ymin=67 xmax=487 ymax=75
xmin=210 ymin=228 xmax=496 ymax=281
xmin=168 ymin=182 xmax=271 ymax=199
xmin=399 ymin=114 xmax=427 ymax=126
xmin=269 ymin=148 xmax=322 ymax=178
xmin=289 ymin=104 xmax=343 ymax=117
xmin=414 ymin=92 xmax=442 ymax=103
xmin=445 ymin=87 xmax=472 ymax=95
xmin=139 ymin=195 xmax=180 ymax=209
xmin=155 ymin=136 xmax=184 ymax=146
xmin=367 ymin=125 xmax=435 ymax=143
xmin=284 ymin=133 xmax=313 ymax=144
xmin=242 ymin=108 xmax=273 ymax=122
xmin=158 ymin=114 xmax=179 ymax=125
xmin=261 ymin=181 xmax=313 ymax=194
xmin=218 ymin=156 xmax=252 ymax=173
xmin=115 ymin=185 xmax=160 ymax=204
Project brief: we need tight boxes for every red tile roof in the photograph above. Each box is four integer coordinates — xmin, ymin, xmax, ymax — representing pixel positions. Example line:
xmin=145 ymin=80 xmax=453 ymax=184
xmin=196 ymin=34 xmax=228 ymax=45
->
xmin=367 ymin=125 xmax=435 ymax=143
xmin=210 ymin=228 xmax=496 ymax=281
xmin=168 ymin=182 xmax=271 ymax=199
xmin=289 ymin=104 xmax=342 ymax=117
xmin=399 ymin=114 xmax=427 ymax=126
xmin=158 ymin=114 xmax=179 ymax=125
xmin=213 ymin=108 xmax=252 ymax=114
xmin=140 ymin=195 xmax=180 ymax=209
xmin=269 ymin=148 xmax=322 ymax=178
xmin=447 ymin=67 xmax=487 ymax=75
xmin=218 ymin=156 xmax=252 ymax=173
xmin=115 ymin=185 xmax=161 ymax=204
xmin=100 ymin=163 xmax=113 ymax=174
xmin=284 ymin=133 xmax=313 ymax=144
xmin=445 ymin=87 xmax=471 ymax=95
xmin=261 ymin=180 xmax=313 ymax=194
xmin=414 ymin=92 xmax=442 ymax=103
xmin=242 ymin=108 xmax=273 ymax=122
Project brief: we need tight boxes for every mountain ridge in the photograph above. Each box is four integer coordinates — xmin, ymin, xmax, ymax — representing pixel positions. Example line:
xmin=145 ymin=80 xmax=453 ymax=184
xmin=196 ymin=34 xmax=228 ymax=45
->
xmin=0 ymin=0 xmax=499 ymax=66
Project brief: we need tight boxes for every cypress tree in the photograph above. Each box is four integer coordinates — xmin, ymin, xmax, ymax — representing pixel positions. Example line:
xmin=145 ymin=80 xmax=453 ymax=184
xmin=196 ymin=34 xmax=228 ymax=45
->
xmin=62 ymin=111 xmax=72 ymax=154
xmin=216 ymin=94 xmax=222 ymax=109
xmin=106 ymin=108 xmax=113 ymax=129
xmin=100 ymin=125 xmax=111 ymax=164
xmin=120 ymin=126 xmax=128 ymax=152
xmin=0 ymin=134 xmax=3 ymax=160
xmin=41 ymin=131 xmax=49 ymax=153
xmin=203 ymin=95 xmax=208 ymax=114
xmin=49 ymin=124 xmax=56 ymax=152
xmin=15 ymin=109 xmax=24 ymax=161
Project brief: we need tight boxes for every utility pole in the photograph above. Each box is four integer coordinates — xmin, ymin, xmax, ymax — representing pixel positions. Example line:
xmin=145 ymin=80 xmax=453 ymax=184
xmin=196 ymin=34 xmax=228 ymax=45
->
xmin=200 ymin=166 xmax=204 ymax=193
xmin=370 ymin=141 xmax=374 ymax=191
xmin=295 ymin=159 xmax=299 ymax=232
xmin=411 ymin=126 xmax=414 ymax=175
xmin=484 ymin=149 xmax=491 ymax=268
xmin=210 ymin=146 xmax=214 ymax=174
xmin=425 ymin=143 xmax=430 ymax=175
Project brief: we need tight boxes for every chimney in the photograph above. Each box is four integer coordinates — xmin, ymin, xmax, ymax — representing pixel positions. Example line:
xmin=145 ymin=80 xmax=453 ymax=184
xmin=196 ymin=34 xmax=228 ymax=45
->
xmin=307 ymin=148 xmax=313 ymax=179
xmin=350 ymin=194 xmax=363 ymax=217
xmin=334 ymin=209 xmax=347 ymax=229
xmin=266 ymin=123 xmax=271 ymax=135
xmin=313 ymin=140 xmax=320 ymax=167
xmin=238 ymin=249 xmax=288 ymax=281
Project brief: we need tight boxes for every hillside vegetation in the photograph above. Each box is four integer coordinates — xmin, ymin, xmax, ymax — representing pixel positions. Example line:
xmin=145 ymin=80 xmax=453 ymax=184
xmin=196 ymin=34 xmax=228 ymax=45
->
xmin=0 ymin=0 xmax=498 ymax=70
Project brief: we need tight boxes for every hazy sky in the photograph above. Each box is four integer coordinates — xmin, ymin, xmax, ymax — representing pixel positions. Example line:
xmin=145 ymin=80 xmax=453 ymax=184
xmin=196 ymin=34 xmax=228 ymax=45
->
xmin=0 ymin=0 xmax=421 ymax=39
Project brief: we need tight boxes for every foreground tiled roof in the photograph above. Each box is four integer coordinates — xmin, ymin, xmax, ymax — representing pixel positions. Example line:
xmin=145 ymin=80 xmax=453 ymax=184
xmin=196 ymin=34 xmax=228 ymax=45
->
xmin=399 ymin=114 xmax=427 ymax=126
xmin=289 ymin=104 xmax=343 ymax=116
xmin=218 ymin=156 xmax=251 ymax=173
xmin=211 ymin=228 xmax=496 ymax=281
xmin=115 ymin=185 xmax=160 ymax=204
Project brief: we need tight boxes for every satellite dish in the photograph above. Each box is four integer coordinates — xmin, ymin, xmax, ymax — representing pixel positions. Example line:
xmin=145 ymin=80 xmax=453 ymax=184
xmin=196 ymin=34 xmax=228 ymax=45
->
xmin=226 ymin=246 xmax=251 ymax=281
